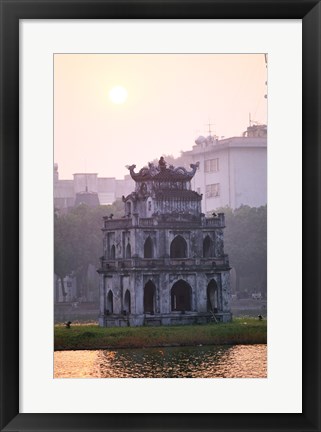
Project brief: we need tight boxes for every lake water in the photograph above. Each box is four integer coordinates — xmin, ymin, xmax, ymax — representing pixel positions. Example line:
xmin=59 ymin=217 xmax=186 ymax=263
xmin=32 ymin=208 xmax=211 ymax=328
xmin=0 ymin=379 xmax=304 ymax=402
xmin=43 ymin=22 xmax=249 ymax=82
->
xmin=54 ymin=344 xmax=267 ymax=378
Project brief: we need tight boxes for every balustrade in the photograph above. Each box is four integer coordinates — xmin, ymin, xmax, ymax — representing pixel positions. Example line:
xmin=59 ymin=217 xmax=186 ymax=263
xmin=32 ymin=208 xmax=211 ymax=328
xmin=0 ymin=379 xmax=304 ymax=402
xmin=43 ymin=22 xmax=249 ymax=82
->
xmin=100 ymin=255 xmax=229 ymax=270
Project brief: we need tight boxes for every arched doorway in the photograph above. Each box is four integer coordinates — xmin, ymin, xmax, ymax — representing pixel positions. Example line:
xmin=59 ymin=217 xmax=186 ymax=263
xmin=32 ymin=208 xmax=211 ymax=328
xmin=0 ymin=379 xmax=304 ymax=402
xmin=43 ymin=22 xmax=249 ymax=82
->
xmin=171 ymin=280 xmax=192 ymax=311
xmin=207 ymin=279 xmax=219 ymax=312
xmin=106 ymin=290 xmax=113 ymax=314
xmin=203 ymin=235 xmax=212 ymax=257
xmin=170 ymin=235 xmax=187 ymax=258
xmin=144 ymin=280 xmax=156 ymax=313
xmin=126 ymin=243 xmax=131 ymax=259
xmin=110 ymin=244 xmax=116 ymax=259
xmin=124 ymin=289 xmax=131 ymax=314
xmin=144 ymin=236 xmax=153 ymax=258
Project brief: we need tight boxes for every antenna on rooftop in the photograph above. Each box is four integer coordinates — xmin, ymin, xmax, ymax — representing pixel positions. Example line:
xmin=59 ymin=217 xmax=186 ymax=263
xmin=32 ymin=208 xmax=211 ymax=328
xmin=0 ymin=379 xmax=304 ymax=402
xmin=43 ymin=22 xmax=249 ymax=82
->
xmin=249 ymin=113 xmax=260 ymax=127
xmin=205 ymin=119 xmax=215 ymax=136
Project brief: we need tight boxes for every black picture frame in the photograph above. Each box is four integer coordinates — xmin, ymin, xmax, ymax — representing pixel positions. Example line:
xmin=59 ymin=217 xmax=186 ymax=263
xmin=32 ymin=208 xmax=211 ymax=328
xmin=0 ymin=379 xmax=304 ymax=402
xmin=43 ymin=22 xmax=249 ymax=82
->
xmin=0 ymin=1 xmax=320 ymax=431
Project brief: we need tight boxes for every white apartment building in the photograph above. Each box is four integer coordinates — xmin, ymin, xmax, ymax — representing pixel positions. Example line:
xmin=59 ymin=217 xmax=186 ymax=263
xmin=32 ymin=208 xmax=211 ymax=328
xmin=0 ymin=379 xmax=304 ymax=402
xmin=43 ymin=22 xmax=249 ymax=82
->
xmin=184 ymin=125 xmax=267 ymax=213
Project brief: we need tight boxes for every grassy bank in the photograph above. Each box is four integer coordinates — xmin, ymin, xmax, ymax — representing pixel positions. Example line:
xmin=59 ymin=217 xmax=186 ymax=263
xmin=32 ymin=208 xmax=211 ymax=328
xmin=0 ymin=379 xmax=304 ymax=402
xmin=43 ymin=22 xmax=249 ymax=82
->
xmin=54 ymin=317 xmax=267 ymax=351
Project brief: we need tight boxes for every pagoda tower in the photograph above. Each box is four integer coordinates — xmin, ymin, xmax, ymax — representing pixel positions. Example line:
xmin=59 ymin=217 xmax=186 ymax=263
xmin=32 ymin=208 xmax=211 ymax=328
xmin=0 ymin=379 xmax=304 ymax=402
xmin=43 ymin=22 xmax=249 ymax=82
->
xmin=98 ymin=157 xmax=231 ymax=327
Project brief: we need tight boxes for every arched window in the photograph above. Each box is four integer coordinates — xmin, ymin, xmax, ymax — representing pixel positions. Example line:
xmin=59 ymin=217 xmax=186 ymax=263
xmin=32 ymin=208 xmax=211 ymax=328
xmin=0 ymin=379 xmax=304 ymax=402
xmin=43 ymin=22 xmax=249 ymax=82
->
xmin=144 ymin=236 xmax=153 ymax=258
xmin=203 ymin=235 xmax=212 ymax=258
xmin=126 ymin=243 xmax=131 ymax=259
xmin=124 ymin=289 xmax=131 ymax=314
xmin=110 ymin=244 xmax=116 ymax=259
xmin=144 ymin=280 xmax=156 ymax=313
xmin=207 ymin=279 xmax=219 ymax=312
xmin=170 ymin=235 xmax=187 ymax=258
xmin=171 ymin=280 xmax=192 ymax=311
xmin=106 ymin=290 xmax=113 ymax=314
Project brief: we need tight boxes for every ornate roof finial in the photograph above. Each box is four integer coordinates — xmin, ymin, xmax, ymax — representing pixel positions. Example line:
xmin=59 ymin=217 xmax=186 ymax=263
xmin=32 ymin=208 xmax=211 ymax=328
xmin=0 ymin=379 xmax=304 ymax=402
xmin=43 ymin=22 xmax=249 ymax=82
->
xmin=159 ymin=156 xmax=167 ymax=171
xmin=127 ymin=160 xmax=199 ymax=182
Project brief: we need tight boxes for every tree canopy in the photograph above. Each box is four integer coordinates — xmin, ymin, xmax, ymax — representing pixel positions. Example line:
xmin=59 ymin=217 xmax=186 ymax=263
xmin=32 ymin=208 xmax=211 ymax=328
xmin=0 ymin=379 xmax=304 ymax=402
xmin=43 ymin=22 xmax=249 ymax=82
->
xmin=217 ymin=205 xmax=267 ymax=296
xmin=54 ymin=201 xmax=124 ymax=299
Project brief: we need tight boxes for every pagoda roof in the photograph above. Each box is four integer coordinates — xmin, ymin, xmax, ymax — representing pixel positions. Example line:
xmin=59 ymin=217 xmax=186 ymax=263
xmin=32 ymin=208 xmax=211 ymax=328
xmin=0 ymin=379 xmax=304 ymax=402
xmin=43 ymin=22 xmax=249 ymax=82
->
xmin=126 ymin=158 xmax=199 ymax=182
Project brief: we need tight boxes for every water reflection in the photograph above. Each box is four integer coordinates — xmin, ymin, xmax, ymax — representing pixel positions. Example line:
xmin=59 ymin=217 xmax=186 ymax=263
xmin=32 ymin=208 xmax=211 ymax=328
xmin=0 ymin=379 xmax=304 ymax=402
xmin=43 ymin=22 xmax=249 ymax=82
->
xmin=54 ymin=344 xmax=267 ymax=378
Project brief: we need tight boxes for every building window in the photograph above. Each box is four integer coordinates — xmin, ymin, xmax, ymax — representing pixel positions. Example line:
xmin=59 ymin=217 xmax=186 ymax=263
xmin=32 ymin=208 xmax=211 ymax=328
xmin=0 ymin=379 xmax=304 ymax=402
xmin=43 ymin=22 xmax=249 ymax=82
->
xmin=170 ymin=235 xmax=187 ymax=258
xmin=107 ymin=290 xmax=113 ymax=314
xmin=207 ymin=279 xmax=219 ymax=313
xmin=126 ymin=243 xmax=131 ymax=259
xmin=206 ymin=183 xmax=220 ymax=198
xmin=203 ymin=235 xmax=213 ymax=257
xmin=204 ymin=158 xmax=219 ymax=173
xmin=124 ymin=290 xmax=131 ymax=314
xmin=144 ymin=236 xmax=153 ymax=258
xmin=171 ymin=280 xmax=192 ymax=311
xmin=144 ymin=280 xmax=156 ymax=314
xmin=110 ymin=244 xmax=116 ymax=259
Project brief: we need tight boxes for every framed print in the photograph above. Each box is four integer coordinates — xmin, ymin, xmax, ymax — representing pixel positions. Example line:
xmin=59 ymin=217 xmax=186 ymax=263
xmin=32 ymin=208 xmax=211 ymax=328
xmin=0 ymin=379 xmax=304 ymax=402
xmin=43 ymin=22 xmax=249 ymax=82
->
xmin=0 ymin=0 xmax=320 ymax=431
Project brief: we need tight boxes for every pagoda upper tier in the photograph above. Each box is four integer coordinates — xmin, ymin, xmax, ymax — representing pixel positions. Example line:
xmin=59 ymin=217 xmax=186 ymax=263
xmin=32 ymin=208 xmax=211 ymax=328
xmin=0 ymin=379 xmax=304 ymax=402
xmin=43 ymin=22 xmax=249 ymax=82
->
xmin=123 ymin=157 xmax=201 ymax=218
xmin=126 ymin=157 xmax=199 ymax=188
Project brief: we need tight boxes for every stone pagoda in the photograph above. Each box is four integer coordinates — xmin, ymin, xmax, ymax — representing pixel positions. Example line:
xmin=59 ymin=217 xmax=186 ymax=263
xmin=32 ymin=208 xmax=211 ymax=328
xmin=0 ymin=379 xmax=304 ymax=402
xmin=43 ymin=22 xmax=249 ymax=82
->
xmin=98 ymin=157 xmax=231 ymax=327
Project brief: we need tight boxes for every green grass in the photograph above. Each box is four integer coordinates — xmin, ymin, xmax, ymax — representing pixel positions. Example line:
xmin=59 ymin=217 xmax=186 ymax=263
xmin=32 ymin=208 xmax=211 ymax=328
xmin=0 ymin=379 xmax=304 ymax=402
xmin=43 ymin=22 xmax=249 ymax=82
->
xmin=54 ymin=317 xmax=267 ymax=351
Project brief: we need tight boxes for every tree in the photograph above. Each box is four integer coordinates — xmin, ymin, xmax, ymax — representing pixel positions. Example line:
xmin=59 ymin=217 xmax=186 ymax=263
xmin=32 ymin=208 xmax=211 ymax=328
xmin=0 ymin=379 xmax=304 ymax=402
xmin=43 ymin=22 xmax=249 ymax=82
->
xmin=54 ymin=200 xmax=124 ymax=301
xmin=54 ymin=211 xmax=76 ymax=299
xmin=216 ymin=205 xmax=267 ymax=296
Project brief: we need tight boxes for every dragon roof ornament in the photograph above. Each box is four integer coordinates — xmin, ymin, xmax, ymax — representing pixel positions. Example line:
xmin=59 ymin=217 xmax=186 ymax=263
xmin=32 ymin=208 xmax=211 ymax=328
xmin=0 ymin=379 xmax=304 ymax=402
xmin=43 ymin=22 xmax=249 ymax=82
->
xmin=126 ymin=158 xmax=200 ymax=182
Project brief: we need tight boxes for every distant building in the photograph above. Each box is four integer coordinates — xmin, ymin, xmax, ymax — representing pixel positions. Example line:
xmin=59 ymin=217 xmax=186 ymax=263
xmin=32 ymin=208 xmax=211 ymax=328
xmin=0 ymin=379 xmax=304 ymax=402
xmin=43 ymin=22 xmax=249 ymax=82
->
xmin=54 ymin=124 xmax=266 ymax=213
xmin=183 ymin=125 xmax=267 ymax=213
xmin=54 ymin=164 xmax=75 ymax=209
xmin=98 ymin=157 xmax=232 ymax=327
xmin=74 ymin=188 xmax=100 ymax=207
xmin=54 ymin=164 xmax=134 ymax=210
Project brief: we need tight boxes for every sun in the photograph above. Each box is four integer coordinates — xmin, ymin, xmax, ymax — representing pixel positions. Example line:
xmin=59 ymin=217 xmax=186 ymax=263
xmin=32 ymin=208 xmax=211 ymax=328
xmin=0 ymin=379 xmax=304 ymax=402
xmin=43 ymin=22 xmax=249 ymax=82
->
xmin=109 ymin=86 xmax=128 ymax=104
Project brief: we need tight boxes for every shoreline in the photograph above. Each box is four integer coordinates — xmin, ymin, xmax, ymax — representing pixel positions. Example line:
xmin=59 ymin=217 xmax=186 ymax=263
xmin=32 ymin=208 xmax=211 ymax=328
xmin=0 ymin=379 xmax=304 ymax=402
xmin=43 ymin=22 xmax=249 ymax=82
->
xmin=55 ymin=341 xmax=267 ymax=352
xmin=54 ymin=317 xmax=267 ymax=351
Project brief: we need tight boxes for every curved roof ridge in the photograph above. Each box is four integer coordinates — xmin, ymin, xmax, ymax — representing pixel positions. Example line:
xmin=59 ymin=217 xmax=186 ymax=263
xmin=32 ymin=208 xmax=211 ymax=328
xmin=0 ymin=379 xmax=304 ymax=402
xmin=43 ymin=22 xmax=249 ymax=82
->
xmin=126 ymin=157 xmax=199 ymax=182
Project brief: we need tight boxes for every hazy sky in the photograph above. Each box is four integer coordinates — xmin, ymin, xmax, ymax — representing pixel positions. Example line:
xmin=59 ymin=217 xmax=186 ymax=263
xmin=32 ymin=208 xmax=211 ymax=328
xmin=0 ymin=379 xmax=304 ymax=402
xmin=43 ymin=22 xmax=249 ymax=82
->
xmin=54 ymin=54 xmax=267 ymax=179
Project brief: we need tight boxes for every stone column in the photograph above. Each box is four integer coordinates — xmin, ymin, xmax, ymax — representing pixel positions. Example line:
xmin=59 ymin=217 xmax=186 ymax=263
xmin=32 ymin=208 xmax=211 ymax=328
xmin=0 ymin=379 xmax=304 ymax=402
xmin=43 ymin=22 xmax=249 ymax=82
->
xmin=160 ymin=272 xmax=170 ymax=313
xmin=197 ymin=273 xmax=207 ymax=312
xmin=129 ymin=274 xmax=136 ymax=314
xmin=215 ymin=229 xmax=224 ymax=256
xmin=134 ymin=273 xmax=144 ymax=314
xmin=114 ymin=274 xmax=122 ymax=314
xmin=131 ymin=228 xmax=137 ymax=258
xmin=197 ymin=229 xmax=203 ymax=258
xmin=221 ymin=271 xmax=231 ymax=312
xmin=98 ymin=275 xmax=106 ymax=326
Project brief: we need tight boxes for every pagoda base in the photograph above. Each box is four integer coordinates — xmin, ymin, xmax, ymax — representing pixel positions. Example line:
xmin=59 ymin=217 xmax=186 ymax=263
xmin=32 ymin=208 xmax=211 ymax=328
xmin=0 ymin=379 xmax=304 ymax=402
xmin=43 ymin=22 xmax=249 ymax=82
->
xmin=99 ymin=311 xmax=232 ymax=327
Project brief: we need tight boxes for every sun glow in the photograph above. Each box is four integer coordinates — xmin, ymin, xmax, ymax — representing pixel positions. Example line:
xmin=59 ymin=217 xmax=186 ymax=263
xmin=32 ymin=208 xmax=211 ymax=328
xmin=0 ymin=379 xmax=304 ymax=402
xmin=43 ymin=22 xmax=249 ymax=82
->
xmin=109 ymin=86 xmax=128 ymax=104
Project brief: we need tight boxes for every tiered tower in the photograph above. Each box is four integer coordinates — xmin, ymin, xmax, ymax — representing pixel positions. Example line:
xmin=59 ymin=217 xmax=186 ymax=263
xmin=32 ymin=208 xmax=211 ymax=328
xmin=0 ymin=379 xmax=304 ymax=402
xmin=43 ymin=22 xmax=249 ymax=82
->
xmin=98 ymin=157 xmax=231 ymax=327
